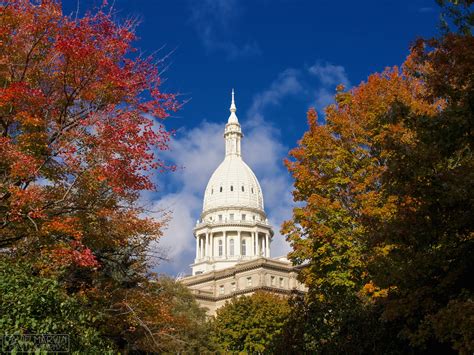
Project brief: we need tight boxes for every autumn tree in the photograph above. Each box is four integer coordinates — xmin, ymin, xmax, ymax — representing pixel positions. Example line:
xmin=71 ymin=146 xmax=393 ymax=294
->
xmin=210 ymin=292 xmax=290 ymax=353
xmin=92 ymin=275 xmax=214 ymax=353
xmin=283 ymin=24 xmax=473 ymax=355
xmin=0 ymin=1 xmax=216 ymax=352
xmin=0 ymin=0 xmax=177 ymax=265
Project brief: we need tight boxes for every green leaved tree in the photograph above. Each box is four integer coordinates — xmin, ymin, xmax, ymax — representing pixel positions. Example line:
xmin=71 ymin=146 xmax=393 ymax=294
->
xmin=210 ymin=292 xmax=290 ymax=353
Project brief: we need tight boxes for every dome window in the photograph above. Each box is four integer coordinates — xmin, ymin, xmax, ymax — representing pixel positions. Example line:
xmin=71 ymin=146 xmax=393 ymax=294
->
xmin=220 ymin=186 xmax=223 ymax=192
xmin=230 ymin=185 xmax=233 ymax=191
xmin=241 ymin=186 xmax=244 ymax=192
xmin=251 ymin=187 xmax=254 ymax=193
xmin=211 ymin=188 xmax=214 ymax=194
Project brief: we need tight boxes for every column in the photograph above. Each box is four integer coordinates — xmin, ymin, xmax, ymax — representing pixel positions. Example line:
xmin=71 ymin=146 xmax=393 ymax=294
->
xmin=198 ymin=237 xmax=202 ymax=259
xmin=201 ymin=236 xmax=204 ymax=258
xmin=237 ymin=231 xmax=241 ymax=257
xmin=265 ymin=233 xmax=270 ymax=257
xmin=251 ymin=232 xmax=255 ymax=256
xmin=256 ymin=233 xmax=260 ymax=256
xmin=195 ymin=236 xmax=199 ymax=259
xmin=210 ymin=233 xmax=214 ymax=259
xmin=224 ymin=231 xmax=227 ymax=258
xmin=205 ymin=232 xmax=209 ymax=258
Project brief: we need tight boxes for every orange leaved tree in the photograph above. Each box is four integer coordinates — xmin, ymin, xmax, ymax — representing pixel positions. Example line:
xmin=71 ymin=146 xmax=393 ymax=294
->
xmin=283 ymin=32 xmax=474 ymax=353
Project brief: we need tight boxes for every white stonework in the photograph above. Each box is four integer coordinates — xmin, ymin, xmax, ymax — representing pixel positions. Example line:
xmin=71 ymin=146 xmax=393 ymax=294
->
xmin=181 ymin=257 xmax=307 ymax=315
xmin=181 ymin=91 xmax=306 ymax=315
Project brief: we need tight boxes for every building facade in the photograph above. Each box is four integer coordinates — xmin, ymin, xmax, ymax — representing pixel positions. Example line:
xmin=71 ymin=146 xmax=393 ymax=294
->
xmin=181 ymin=91 xmax=305 ymax=315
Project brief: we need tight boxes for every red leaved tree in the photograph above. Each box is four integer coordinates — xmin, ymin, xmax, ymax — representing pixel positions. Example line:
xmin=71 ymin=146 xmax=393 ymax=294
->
xmin=0 ymin=0 xmax=179 ymax=268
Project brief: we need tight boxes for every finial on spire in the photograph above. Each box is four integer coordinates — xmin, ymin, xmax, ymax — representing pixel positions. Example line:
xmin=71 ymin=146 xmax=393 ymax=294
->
xmin=230 ymin=88 xmax=236 ymax=113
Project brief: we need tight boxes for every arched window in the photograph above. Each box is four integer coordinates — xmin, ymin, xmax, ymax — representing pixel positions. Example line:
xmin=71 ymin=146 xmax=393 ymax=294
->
xmin=229 ymin=239 xmax=234 ymax=256
xmin=242 ymin=186 xmax=244 ymax=192
xmin=241 ymin=239 xmax=247 ymax=256
xmin=220 ymin=186 xmax=223 ymax=192
xmin=218 ymin=239 xmax=223 ymax=256
xmin=251 ymin=187 xmax=254 ymax=193
xmin=230 ymin=185 xmax=233 ymax=191
xmin=211 ymin=188 xmax=214 ymax=194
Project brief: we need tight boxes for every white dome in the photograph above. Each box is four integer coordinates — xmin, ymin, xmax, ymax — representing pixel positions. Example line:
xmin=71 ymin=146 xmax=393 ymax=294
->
xmin=203 ymin=155 xmax=264 ymax=213
xmin=191 ymin=90 xmax=273 ymax=276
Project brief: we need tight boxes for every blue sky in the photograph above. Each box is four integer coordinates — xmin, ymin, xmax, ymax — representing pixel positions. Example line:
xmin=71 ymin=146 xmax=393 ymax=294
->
xmin=64 ymin=0 xmax=441 ymax=275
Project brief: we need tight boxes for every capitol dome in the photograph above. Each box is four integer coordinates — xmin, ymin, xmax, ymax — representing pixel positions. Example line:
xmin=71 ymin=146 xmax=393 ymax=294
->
xmin=191 ymin=90 xmax=273 ymax=275
xmin=183 ymin=91 xmax=305 ymax=311
xmin=203 ymin=157 xmax=264 ymax=213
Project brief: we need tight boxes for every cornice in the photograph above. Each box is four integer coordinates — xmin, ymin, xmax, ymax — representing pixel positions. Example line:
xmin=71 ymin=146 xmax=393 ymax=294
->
xmin=181 ymin=258 xmax=300 ymax=286
xmin=193 ymin=220 xmax=274 ymax=235
xmin=192 ymin=286 xmax=305 ymax=302
xmin=201 ymin=206 xmax=267 ymax=219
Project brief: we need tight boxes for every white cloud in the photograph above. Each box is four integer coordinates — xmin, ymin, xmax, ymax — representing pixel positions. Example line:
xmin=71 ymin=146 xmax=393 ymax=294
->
xmin=247 ymin=69 xmax=303 ymax=121
xmin=248 ymin=61 xmax=351 ymax=118
xmin=188 ymin=0 xmax=261 ymax=59
xmin=308 ymin=62 xmax=351 ymax=112
xmin=308 ymin=62 xmax=350 ymax=88
xmin=148 ymin=122 xmax=223 ymax=275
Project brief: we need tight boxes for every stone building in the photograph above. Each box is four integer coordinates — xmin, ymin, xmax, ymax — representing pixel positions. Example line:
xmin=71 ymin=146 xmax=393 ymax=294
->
xmin=180 ymin=91 xmax=306 ymax=315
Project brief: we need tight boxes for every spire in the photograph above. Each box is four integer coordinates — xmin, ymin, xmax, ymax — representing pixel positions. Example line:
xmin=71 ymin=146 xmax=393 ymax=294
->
xmin=230 ymin=88 xmax=236 ymax=112
xmin=228 ymin=89 xmax=238 ymax=123
xmin=225 ymin=89 xmax=242 ymax=157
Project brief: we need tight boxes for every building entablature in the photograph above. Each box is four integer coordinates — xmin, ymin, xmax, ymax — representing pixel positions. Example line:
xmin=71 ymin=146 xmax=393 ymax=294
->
xmin=193 ymin=221 xmax=273 ymax=236
xmin=200 ymin=206 xmax=267 ymax=222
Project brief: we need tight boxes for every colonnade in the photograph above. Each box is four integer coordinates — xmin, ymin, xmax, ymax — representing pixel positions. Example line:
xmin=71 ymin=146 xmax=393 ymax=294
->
xmin=195 ymin=230 xmax=270 ymax=260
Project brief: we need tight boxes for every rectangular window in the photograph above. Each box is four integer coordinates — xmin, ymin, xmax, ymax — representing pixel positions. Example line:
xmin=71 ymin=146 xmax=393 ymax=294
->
xmin=247 ymin=277 xmax=252 ymax=287
xmin=218 ymin=215 xmax=222 ymax=221
xmin=242 ymin=214 xmax=246 ymax=221
xmin=218 ymin=239 xmax=223 ymax=256
xmin=219 ymin=285 xmax=224 ymax=295
xmin=230 ymin=213 xmax=234 ymax=220
xmin=279 ymin=277 xmax=284 ymax=287
xmin=271 ymin=276 xmax=276 ymax=286
xmin=231 ymin=282 xmax=236 ymax=292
